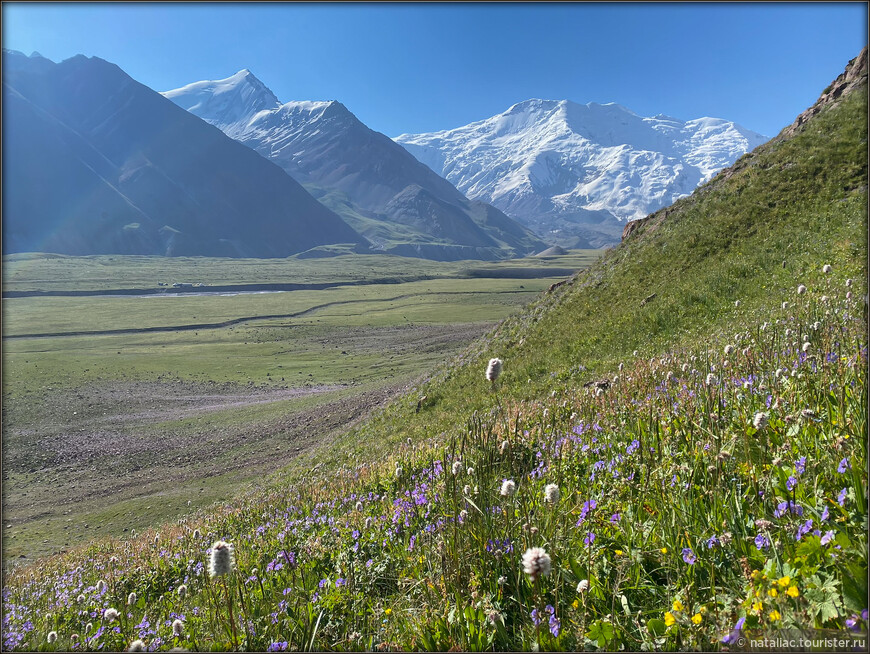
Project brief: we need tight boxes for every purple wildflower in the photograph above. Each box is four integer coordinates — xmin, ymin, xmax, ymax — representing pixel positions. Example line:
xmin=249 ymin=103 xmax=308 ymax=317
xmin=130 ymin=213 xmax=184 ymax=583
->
xmin=754 ymin=533 xmax=769 ymax=550
xmin=795 ymin=457 xmax=806 ymax=475
xmin=838 ymin=458 xmax=850 ymax=474
xmin=584 ymin=532 xmax=596 ymax=546
xmin=838 ymin=488 xmax=848 ymax=506
xmin=721 ymin=617 xmax=746 ymax=645
xmin=821 ymin=506 xmax=830 ymax=521
xmin=795 ymin=519 xmax=813 ymax=541
xmin=821 ymin=530 xmax=836 ymax=546
xmin=787 ymin=476 xmax=797 ymax=491
xmin=682 ymin=548 xmax=696 ymax=564
xmin=531 ymin=609 xmax=542 ymax=627
xmin=610 ymin=513 xmax=620 ymax=524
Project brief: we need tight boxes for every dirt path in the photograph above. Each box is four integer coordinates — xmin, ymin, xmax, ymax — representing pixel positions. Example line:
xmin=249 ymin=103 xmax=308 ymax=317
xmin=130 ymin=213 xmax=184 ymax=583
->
xmin=3 ymin=290 xmax=528 ymax=339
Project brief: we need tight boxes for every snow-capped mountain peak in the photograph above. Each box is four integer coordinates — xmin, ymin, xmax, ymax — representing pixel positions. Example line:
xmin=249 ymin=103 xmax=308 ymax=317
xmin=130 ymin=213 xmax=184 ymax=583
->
xmin=161 ymin=70 xmax=280 ymax=137
xmin=394 ymin=100 xmax=768 ymax=247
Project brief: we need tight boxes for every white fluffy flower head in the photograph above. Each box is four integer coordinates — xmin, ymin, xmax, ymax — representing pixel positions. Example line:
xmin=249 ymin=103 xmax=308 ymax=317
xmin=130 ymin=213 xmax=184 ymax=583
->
xmin=486 ymin=358 xmax=503 ymax=382
xmin=544 ymin=484 xmax=561 ymax=504
xmin=522 ymin=547 xmax=552 ymax=581
xmin=209 ymin=540 xmax=235 ymax=577
xmin=500 ymin=479 xmax=517 ymax=497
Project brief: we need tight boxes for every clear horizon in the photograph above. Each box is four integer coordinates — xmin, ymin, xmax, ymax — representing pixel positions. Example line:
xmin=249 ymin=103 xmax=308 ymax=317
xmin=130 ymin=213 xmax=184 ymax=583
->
xmin=2 ymin=2 xmax=867 ymax=138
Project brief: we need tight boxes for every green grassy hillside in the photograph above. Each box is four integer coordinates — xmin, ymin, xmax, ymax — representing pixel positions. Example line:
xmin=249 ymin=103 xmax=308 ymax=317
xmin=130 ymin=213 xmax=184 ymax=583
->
xmin=1 ymin=61 xmax=866 ymax=651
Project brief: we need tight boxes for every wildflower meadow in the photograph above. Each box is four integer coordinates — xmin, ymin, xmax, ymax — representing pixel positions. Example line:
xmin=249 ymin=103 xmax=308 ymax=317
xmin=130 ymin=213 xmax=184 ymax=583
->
xmin=2 ymin=267 xmax=866 ymax=651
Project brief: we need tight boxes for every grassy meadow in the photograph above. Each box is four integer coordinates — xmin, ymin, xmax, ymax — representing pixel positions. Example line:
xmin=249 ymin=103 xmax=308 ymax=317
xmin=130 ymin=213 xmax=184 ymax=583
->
xmin=0 ymin=70 xmax=867 ymax=652
xmin=2 ymin=251 xmax=599 ymax=564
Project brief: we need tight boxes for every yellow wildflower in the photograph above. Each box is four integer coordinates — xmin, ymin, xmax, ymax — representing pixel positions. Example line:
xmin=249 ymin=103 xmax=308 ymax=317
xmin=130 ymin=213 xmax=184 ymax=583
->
xmin=572 ymin=599 xmax=579 ymax=610
xmin=615 ymin=550 xmax=624 ymax=556
xmin=664 ymin=612 xmax=676 ymax=627
xmin=768 ymin=588 xmax=778 ymax=598
xmin=661 ymin=547 xmax=668 ymax=554
xmin=752 ymin=601 xmax=763 ymax=613
xmin=384 ymin=608 xmax=392 ymax=616
xmin=787 ymin=586 xmax=799 ymax=598
xmin=691 ymin=613 xmax=702 ymax=625
xmin=672 ymin=600 xmax=684 ymax=612
xmin=777 ymin=575 xmax=791 ymax=588
xmin=769 ymin=610 xmax=782 ymax=621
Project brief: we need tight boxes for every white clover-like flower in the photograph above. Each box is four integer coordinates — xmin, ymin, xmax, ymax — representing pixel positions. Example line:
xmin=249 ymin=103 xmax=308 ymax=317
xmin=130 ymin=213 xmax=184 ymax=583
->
xmin=451 ymin=460 xmax=463 ymax=476
xmin=500 ymin=479 xmax=517 ymax=497
xmin=355 ymin=501 xmax=363 ymax=512
xmin=797 ymin=284 xmax=807 ymax=295
xmin=177 ymin=584 xmax=188 ymax=599
xmin=681 ymin=363 xmax=689 ymax=372
xmin=208 ymin=540 xmax=235 ymax=578
xmin=499 ymin=440 xmax=509 ymax=454
xmin=466 ymin=467 xmax=475 ymax=476
xmin=782 ymin=301 xmax=789 ymax=309
xmin=823 ymin=264 xmax=832 ymax=273
xmin=753 ymin=412 xmax=769 ymax=430
xmin=544 ymin=484 xmax=560 ymax=504
xmin=463 ymin=484 xmax=471 ymax=495
xmin=735 ymin=300 xmax=740 ymax=307
xmin=486 ymin=358 xmax=503 ymax=382
xmin=395 ymin=466 xmax=403 ymax=478
xmin=724 ymin=344 xmax=734 ymax=355
xmin=172 ymin=619 xmax=184 ymax=637
xmin=47 ymin=632 xmax=57 ymax=644
xmin=128 ymin=639 xmax=146 ymax=652
xmin=103 ymin=608 xmax=119 ymax=623
xmin=802 ymin=342 xmax=811 ymax=353
xmin=96 ymin=580 xmax=107 ymax=594
xmin=577 ymin=579 xmax=590 ymax=592
xmin=521 ymin=547 xmax=551 ymax=581
xmin=127 ymin=592 xmax=136 ymax=606
xmin=459 ymin=510 xmax=468 ymax=521
xmin=705 ymin=373 xmax=716 ymax=386
xmin=846 ymin=278 xmax=853 ymax=287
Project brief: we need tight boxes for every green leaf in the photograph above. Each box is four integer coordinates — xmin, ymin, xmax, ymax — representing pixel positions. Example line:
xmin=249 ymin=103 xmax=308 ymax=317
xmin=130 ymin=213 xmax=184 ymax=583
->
xmin=647 ymin=618 xmax=667 ymax=636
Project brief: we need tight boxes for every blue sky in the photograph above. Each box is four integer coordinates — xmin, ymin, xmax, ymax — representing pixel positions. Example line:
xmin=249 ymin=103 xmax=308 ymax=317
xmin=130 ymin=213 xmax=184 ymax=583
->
xmin=3 ymin=2 xmax=867 ymax=137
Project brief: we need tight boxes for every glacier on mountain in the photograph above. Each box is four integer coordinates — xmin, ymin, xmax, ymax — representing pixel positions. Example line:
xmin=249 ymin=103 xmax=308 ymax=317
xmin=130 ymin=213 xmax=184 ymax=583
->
xmin=395 ymin=99 xmax=768 ymax=247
